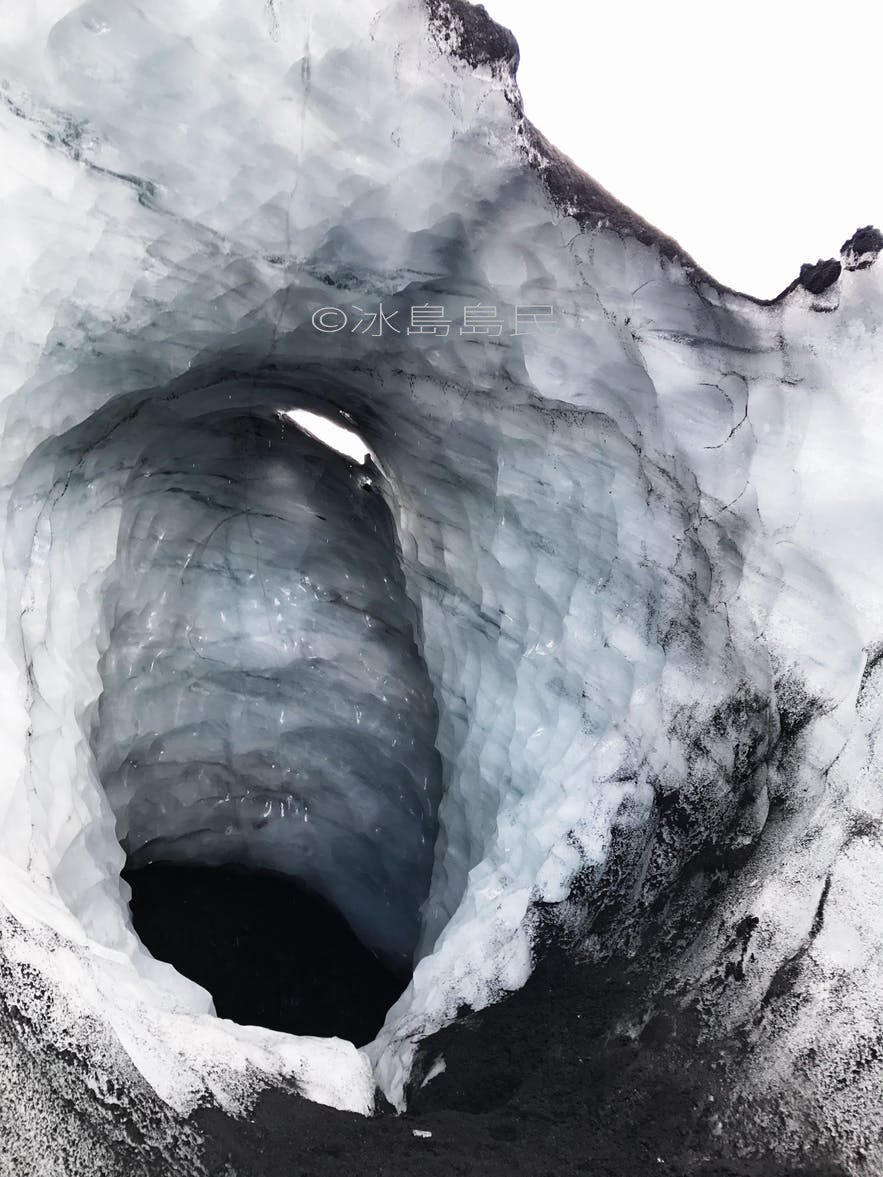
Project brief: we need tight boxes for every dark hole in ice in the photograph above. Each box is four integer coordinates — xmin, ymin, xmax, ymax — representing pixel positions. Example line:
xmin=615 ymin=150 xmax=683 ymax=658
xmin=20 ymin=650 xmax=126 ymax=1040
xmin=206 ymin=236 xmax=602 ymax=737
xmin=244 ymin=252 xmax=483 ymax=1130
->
xmin=123 ymin=861 xmax=409 ymax=1045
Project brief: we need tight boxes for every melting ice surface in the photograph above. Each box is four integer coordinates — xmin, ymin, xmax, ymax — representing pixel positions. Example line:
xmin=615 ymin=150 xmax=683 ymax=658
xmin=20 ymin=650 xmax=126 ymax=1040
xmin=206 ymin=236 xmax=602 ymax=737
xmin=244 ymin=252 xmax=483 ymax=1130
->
xmin=1 ymin=0 xmax=883 ymax=1161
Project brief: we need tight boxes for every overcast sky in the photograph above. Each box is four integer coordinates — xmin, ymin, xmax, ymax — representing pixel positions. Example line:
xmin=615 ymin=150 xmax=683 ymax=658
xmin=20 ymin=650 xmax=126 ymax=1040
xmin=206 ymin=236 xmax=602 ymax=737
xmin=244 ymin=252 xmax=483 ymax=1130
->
xmin=480 ymin=0 xmax=882 ymax=299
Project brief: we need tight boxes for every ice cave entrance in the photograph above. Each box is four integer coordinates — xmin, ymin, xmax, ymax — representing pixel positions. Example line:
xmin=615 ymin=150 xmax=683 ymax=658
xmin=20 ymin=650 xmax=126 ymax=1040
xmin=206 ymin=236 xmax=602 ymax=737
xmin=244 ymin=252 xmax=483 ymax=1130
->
xmin=22 ymin=385 xmax=444 ymax=1046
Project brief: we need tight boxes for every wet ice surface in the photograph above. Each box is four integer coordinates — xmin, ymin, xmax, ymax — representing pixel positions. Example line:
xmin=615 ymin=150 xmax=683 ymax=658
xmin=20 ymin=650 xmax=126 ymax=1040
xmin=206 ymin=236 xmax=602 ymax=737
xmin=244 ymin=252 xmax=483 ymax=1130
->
xmin=0 ymin=0 xmax=882 ymax=1171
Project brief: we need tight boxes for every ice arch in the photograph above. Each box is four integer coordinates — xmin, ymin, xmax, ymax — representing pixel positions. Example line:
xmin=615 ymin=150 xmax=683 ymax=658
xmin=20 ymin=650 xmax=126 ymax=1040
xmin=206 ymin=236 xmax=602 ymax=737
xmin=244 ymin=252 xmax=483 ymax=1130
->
xmin=14 ymin=388 xmax=440 ymax=967
xmin=0 ymin=307 xmax=776 ymax=1113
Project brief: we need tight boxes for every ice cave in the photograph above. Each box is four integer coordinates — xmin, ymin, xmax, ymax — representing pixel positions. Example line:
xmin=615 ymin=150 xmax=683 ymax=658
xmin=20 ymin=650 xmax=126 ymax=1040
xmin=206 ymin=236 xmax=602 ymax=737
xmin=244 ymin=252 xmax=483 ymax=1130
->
xmin=1 ymin=1 xmax=882 ymax=1175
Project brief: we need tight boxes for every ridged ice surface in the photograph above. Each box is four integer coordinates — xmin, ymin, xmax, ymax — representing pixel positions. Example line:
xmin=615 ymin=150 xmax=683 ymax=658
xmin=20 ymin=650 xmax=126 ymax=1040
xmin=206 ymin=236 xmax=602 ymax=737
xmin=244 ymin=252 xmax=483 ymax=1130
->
xmin=0 ymin=0 xmax=882 ymax=1169
xmin=89 ymin=406 xmax=440 ymax=966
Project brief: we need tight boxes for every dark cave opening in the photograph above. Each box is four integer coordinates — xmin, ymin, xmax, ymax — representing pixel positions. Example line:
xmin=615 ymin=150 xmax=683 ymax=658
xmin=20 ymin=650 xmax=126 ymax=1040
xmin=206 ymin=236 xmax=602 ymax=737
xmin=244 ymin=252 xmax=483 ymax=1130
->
xmin=123 ymin=862 xmax=409 ymax=1046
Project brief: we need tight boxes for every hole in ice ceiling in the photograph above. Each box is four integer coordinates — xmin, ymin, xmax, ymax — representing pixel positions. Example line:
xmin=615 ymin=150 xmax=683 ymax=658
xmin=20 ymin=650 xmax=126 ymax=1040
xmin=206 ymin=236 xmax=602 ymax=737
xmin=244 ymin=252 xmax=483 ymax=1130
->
xmin=122 ymin=862 xmax=408 ymax=1044
xmin=280 ymin=408 xmax=373 ymax=465
xmin=12 ymin=380 xmax=444 ymax=1043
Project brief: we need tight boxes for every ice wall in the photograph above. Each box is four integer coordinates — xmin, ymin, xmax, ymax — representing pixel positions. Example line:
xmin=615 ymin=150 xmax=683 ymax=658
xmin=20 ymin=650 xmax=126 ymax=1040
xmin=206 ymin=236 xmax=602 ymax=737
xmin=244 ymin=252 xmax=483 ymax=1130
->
xmin=0 ymin=0 xmax=881 ymax=1167
xmin=62 ymin=398 xmax=439 ymax=967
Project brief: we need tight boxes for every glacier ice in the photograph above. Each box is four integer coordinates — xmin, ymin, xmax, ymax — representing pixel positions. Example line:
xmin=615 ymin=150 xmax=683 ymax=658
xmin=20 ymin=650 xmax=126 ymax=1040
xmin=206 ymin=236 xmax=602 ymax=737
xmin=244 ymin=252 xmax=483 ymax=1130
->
xmin=0 ymin=0 xmax=882 ymax=1171
xmin=79 ymin=399 xmax=441 ymax=968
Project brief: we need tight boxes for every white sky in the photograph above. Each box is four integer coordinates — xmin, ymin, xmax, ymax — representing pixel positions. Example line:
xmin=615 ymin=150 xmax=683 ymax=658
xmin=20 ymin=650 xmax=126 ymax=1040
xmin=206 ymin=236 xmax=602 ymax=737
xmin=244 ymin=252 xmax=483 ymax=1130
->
xmin=480 ymin=0 xmax=882 ymax=299
xmin=282 ymin=409 xmax=370 ymax=463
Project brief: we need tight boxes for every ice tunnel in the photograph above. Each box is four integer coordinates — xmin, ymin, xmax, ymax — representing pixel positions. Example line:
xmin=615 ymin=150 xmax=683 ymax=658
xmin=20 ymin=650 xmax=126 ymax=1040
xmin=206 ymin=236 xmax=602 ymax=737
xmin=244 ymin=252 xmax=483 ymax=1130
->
xmin=8 ymin=371 xmax=452 ymax=1035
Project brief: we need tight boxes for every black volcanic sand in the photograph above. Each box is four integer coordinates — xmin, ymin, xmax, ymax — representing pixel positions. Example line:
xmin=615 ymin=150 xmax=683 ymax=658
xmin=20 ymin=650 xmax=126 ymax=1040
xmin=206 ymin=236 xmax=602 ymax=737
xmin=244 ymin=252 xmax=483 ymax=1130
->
xmin=123 ymin=862 xmax=407 ymax=1047
xmin=193 ymin=933 xmax=849 ymax=1177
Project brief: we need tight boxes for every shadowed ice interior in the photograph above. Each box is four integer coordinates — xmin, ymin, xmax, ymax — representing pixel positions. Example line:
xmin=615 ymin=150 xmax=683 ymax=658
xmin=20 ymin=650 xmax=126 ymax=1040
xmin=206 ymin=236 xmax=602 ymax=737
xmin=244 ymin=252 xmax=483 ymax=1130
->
xmin=36 ymin=392 xmax=445 ymax=1039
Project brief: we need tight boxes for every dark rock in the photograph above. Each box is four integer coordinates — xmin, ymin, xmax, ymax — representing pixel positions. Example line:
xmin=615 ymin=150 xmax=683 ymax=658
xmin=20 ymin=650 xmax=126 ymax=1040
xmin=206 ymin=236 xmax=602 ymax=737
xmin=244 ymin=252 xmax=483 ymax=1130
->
xmin=425 ymin=1 xmax=519 ymax=75
xmin=798 ymin=258 xmax=842 ymax=295
xmin=840 ymin=225 xmax=883 ymax=270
